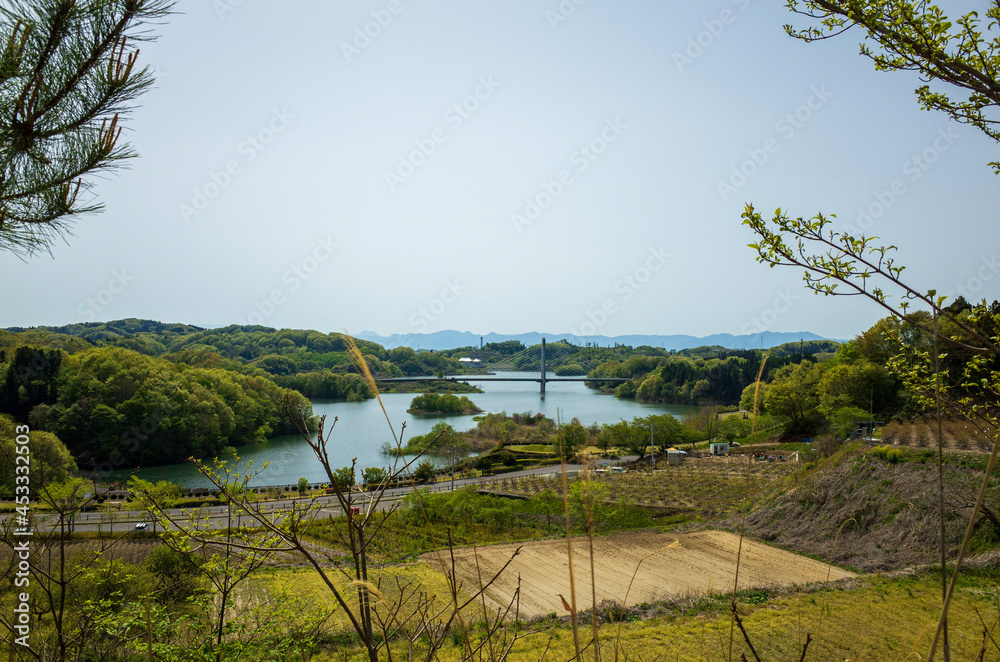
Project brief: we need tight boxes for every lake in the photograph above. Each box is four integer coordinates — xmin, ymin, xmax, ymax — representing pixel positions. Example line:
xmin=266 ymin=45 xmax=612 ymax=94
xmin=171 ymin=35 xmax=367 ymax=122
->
xmin=123 ymin=372 xmax=695 ymax=488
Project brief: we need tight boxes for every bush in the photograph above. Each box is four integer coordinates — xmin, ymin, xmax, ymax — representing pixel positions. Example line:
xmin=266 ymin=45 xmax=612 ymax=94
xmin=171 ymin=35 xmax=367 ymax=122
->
xmin=144 ymin=546 xmax=203 ymax=603
xmin=408 ymin=393 xmax=482 ymax=415
xmin=362 ymin=466 xmax=388 ymax=487
xmin=872 ymin=445 xmax=905 ymax=463
xmin=332 ymin=466 xmax=355 ymax=489
xmin=413 ymin=461 xmax=437 ymax=484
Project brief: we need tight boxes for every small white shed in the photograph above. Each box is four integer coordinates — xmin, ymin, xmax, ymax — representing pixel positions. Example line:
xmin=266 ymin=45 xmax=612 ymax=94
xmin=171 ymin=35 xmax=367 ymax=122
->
xmin=709 ymin=442 xmax=730 ymax=457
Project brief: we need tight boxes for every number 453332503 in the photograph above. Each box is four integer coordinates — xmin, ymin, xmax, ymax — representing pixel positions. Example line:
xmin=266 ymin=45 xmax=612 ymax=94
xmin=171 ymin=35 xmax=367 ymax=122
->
xmin=14 ymin=425 xmax=30 ymax=512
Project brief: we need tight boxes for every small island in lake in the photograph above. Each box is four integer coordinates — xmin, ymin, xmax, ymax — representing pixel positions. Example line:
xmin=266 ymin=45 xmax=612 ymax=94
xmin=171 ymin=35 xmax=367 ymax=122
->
xmin=407 ymin=392 xmax=483 ymax=415
xmin=382 ymin=380 xmax=482 ymax=394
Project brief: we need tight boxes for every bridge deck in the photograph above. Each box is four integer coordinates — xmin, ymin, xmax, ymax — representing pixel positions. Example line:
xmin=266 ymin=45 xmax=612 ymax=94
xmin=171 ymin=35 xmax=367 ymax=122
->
xmin=375 ymin=376 xmax=627 ymax=383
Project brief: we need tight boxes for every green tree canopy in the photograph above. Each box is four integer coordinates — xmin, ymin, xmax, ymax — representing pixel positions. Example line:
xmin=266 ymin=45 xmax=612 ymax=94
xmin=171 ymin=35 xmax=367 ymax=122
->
xmin=413 ymin=460 xmax=436 ymax=484
xmin=361 ymin=466 xmax=387 ymax=487
xmin=1 ymin=344 xmax=313 ymax=467
xmin=553 ymin=418 xmax=588 ymax=459
xmin=818 ymin=360 xmax=899 ymax=418
xmin=128 ymin=476 xmax=181 ymax=510
xmin=648 ymin=413 xmax=684 ymax=452
xmin=739 ymin=381 xmax=768 ymax=413
xmin=718 ymin=415 xmax=752 ymax=443
xmin=763 ymin=362 xmax=827 ymax=434
xmin=407 ymin=392 xmax=482 ymax=415
xmin=0 ymin=413 xmax=75 ymax=494
xmin=399 ymin=421 xmax=467 ymax=455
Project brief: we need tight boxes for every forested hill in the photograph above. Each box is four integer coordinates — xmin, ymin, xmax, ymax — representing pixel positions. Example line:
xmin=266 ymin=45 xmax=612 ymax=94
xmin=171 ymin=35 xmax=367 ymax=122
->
xmin=0 ymin=342 xmax=314 ymax=467
xmin=5 ymin=319 xmax=386 ymax=364
xmin=417 ymin=338 xmax=835 ymax=407
xmin=0 ymin=320 xmax=492 ymax=468
xmin=585 ymin=340 xmax=840 ymax=406
xmin=0 ymin=320 xmax=410 ymax=468
xmin=3 ymin=320 xmax=842 ymax=411
xmin=2 ymin=320 xmax=468 ymax=399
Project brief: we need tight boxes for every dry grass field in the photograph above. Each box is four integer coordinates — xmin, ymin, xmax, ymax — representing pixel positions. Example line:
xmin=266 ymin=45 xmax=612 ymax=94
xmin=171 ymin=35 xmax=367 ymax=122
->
xmin=427 ymin=530 xmax=854 ymax=619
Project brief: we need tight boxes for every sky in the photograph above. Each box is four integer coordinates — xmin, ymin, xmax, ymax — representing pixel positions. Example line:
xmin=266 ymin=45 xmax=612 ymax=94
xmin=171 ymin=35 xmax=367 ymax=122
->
xmin=2 ymin=0 xmax=998 ymax=342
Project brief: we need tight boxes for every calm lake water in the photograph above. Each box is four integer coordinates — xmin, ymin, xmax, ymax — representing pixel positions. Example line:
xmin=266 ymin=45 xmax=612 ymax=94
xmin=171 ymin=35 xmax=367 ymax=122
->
xmin=122 ymin=372 xmax=695 ymax=488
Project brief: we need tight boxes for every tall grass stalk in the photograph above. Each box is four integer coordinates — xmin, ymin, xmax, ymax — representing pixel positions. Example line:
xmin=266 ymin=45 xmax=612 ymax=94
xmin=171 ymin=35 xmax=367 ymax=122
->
xmin=344 ymin=333 xmax=401 ymax=448
xmin=934 ymin=310 xmax=951 ymax=661
xmin=928 ymin=394 xmax=1000 ymax=659
xmin=582 ymin=468 xmax=601 ymax=662
xmin=727 ymin=357 xmax=767 ymax=662
xmin=557 ymin=409 xmax=583 ymax=662
xmin=813 ymin=518 xmax=853 ymax=653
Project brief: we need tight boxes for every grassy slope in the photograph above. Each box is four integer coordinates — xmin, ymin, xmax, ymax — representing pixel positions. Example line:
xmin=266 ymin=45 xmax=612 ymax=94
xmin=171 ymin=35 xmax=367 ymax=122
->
xmin=734 ymin=446 xmax=988 ymax=573
xmin=300 ymin=569 xmax=999 ymax=661
xmin=254 ymin=448 xmax=1000 ymax=659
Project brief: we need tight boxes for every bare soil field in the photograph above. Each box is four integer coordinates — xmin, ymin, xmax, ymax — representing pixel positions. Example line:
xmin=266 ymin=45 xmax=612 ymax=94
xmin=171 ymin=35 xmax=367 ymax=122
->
xmin=424 ymin=530 xmax=854 ymax=619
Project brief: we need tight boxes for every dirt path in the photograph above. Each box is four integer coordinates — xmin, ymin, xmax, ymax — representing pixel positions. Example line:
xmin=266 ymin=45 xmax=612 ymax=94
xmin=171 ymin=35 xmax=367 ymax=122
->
xmin=422 ymin=530 xmax=854 ymax=618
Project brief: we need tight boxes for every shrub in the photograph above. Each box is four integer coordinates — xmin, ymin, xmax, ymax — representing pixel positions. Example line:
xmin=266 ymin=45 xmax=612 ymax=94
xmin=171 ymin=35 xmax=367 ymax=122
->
xmin=413 ymin=460 xmax=437 ymax=484
xmin=872 ymin=446 xmax=904 ymax=463
xmin=332 ymin=466 xmax=355 ymax=489
xmin=144 ymin=545 xmax=203 ymax=603
xmin=362 ymin=466 xmax=388 ymax=487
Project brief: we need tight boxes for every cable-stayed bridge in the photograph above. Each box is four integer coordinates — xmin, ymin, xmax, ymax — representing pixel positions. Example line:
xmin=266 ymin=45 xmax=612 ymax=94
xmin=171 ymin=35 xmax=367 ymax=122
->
xmin=376 ymin=338 xmax=628 ymax=395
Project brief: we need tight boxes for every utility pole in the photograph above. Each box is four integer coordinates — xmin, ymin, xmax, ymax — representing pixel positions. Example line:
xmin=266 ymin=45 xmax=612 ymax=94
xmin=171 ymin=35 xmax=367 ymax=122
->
xmin=451 ymin=447 xmax=455 ymax=492
xmin=870 ymin=387 xmax=874 ymax=441
xmin=650 ymin=420 xmax=655 ymax=469
xmin=540 ymin=337 xmax=546 ymax=397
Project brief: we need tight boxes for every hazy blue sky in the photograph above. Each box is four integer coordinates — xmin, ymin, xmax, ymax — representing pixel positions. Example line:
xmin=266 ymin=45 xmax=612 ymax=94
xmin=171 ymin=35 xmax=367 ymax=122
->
xmin=2 ymin=1 xmax=997 ymax=341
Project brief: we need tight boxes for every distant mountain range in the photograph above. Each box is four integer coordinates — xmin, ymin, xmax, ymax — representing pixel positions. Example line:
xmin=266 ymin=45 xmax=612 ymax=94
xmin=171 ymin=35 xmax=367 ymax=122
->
xmin=355 ymin=330 xmax=837 ymax=352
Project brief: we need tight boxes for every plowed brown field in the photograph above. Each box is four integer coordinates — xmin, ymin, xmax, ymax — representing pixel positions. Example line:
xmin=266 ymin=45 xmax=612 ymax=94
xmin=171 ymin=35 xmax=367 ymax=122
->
xmin=425 ymin=530 xmax=854 ymax=618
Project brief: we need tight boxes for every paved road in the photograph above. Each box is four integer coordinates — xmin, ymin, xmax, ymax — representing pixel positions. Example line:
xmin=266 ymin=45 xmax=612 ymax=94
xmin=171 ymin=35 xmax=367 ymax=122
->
xmin=6 ymin=463 xmax=597 ymax=535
